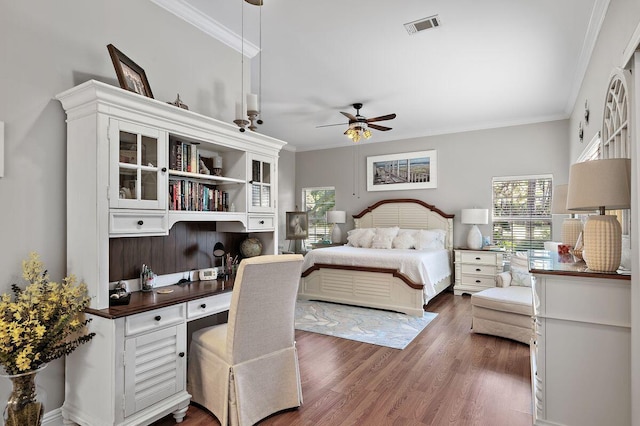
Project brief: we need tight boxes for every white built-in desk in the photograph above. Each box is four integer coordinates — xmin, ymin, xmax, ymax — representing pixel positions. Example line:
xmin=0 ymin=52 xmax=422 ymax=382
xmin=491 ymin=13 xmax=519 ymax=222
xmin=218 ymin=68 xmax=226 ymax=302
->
xmin=62 ymin=279 xmax=233 ymax=426
xmin=530 ymin=252 xmax=631 ymax=426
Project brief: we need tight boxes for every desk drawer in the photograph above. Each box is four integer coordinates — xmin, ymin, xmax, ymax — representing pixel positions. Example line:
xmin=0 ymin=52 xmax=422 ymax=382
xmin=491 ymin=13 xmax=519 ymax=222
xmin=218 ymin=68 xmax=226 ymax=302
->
xmin=248 ymin=215 xmax=274 ymax=231
xmin=187 ymin=292 xmax=232 ymax=320
xmin=110 ymin=210 xmax=168 ymax=236
xmin=125 ymin=304 xmax=185 ymax=336
xmin=461 ymin=264 xmax=497 ymax=276
xmin=460 ymin=252 xmax=498 ymax=264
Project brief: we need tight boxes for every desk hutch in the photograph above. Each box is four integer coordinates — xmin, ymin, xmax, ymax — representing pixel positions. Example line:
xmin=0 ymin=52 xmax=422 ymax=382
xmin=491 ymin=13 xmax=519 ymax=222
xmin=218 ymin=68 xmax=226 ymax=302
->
xmin=56 ymin=80 xmax=286 ymax=425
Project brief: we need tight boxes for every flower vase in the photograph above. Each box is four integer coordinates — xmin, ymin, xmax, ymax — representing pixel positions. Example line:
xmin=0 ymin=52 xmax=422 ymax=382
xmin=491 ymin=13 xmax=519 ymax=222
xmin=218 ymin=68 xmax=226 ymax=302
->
xmin=2 ymin=364 xmax=46 ymax=426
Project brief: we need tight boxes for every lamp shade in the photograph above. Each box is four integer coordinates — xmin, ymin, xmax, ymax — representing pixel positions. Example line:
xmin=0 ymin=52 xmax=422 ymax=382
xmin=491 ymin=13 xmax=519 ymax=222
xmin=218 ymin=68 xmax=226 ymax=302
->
xmin=566 ymin=158 xmax=631 ymax=272
xmin=326 ymin=210 xmax=346 ymax=224
xmin=566 ymin=158 xmax=631 ymax=211
xmin=460 ymin=208 xmax=488 ymax=225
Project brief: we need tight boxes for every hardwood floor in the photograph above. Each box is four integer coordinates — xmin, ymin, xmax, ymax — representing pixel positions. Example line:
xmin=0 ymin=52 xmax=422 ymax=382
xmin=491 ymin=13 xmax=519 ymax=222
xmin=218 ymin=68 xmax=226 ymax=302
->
xmin=153 ymin=292 xmax=532 ymax=426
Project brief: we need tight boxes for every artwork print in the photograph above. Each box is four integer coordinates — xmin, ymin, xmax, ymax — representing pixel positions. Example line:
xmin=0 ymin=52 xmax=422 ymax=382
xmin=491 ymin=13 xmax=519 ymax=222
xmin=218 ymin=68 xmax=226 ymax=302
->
xmin=367 ymin=150 xmax=437 ymax=191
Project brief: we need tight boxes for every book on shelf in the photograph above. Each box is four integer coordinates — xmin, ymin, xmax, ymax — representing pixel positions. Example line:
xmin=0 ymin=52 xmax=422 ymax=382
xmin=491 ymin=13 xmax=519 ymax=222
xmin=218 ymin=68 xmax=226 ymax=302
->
xmin=168 ymin=180 xmax=228 ymax=212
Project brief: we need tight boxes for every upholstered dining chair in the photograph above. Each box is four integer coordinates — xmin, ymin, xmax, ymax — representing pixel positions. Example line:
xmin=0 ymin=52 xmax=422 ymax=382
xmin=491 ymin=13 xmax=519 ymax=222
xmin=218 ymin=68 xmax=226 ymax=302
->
xmin=187 ymin=254 xmax=305 ymax=426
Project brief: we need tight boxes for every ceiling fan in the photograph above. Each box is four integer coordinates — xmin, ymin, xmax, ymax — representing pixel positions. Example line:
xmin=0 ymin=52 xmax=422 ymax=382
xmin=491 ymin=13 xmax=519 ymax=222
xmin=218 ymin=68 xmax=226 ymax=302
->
xmin=317 ymin=103 xmax=397 ymax=142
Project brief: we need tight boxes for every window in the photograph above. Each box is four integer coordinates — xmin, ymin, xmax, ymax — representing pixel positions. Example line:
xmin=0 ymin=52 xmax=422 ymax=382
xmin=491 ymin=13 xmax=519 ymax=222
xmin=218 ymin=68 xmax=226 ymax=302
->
xmin=492 ymin=175 xmax=552 ymax=252
xmin=302 ymin=187 xmax=335 ymax=245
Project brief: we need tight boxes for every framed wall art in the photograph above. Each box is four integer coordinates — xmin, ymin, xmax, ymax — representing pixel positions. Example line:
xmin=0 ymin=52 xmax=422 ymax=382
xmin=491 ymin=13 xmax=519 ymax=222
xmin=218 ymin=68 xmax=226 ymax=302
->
xmin=107 ymin=44 xmax=154 ymax=98
xmin=285 ymin=211 xmax=309 ymax=240
xmin=366 ymin=150 xmax=437 ymax=191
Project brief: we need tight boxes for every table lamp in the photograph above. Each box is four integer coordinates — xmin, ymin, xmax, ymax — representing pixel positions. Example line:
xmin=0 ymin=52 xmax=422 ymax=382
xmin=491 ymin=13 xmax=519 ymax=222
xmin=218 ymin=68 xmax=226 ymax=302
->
xmin=566 ymin=158 xmax=631 ymax=272
xmin=326 ymin=210 xmax=346 ymax=244
xmin=551 ymin=184 xmax=583 ymax=247
xmin=461 ymin=208 xmax=488 ymax=250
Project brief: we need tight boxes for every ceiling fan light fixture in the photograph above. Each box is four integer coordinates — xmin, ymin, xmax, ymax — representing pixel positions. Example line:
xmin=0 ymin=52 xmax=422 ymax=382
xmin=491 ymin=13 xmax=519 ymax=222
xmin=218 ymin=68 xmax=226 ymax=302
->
xmin=352 ymin=132 xmax=361 ymax=143
xmin=363 ymin=129 xmax=372 ymax=139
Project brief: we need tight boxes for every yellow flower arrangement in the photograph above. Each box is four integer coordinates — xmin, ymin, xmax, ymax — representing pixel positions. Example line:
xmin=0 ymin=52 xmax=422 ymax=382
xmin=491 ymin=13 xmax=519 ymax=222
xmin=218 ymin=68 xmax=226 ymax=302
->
xmin=0 ymin=252 xmax=95 ymax=375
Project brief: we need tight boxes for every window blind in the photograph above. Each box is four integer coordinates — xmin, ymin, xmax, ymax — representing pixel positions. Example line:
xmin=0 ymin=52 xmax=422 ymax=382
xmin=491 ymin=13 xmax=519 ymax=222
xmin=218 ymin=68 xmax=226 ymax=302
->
xmin=302 ymin=187 xmax=336 ymax=245
xmin=492 ymin=176 xmax=552 ymax=251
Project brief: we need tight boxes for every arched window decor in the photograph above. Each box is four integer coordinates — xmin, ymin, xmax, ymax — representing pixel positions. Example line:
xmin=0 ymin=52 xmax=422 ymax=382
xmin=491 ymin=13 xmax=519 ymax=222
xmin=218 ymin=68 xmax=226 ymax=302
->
xmin=602 ymin=68 xmax=631 ymax=159
xmin=602 ymin=68 xmax=632 ymax=234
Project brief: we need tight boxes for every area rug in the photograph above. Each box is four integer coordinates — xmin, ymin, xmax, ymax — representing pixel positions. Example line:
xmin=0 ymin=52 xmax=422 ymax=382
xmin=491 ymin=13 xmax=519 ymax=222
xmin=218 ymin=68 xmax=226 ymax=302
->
xmin=294 ymin=300 xmax=437 ymax=349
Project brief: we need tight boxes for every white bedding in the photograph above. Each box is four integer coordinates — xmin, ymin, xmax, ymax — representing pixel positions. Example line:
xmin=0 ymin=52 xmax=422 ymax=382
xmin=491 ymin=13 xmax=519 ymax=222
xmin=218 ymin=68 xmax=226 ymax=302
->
xmin=302 ymin=246 xmax=451 ymax=299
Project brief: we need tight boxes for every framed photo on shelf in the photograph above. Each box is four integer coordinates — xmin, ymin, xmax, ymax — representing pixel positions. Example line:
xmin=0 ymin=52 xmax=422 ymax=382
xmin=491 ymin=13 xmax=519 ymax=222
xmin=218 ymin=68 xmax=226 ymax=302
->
xmin=107 ymin=44 xmax=154 ymax=99
xmin=285 ymin=211 xmax=308 ymax=240
xmin=366 ymin=149 xmax=437 ymax=192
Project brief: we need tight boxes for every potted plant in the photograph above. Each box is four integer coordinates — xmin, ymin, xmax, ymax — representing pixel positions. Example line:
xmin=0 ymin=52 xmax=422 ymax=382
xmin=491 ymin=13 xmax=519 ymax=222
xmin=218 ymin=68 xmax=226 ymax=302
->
xmin=0 ymin=252 xmax=95 ymax=426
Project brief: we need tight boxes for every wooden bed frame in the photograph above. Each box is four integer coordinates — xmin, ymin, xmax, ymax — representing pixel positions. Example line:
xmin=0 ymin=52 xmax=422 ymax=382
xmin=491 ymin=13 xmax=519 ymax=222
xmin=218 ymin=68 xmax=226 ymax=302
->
xmin=298 ymin=199 xmax=454 ymax=316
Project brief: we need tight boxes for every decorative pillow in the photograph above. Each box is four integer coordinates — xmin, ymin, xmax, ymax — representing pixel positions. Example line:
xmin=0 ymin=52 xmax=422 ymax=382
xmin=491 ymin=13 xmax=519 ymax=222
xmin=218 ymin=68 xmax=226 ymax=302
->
xmin=371 ymin=235 xmax=393 ymax=249
xmin=346 ymin=228 xmax=375 ymax=248
xmin=375 ymin=227 xmax=400 ymax=241
xmin=509 ymin=252 xmax=531 ymax=287
xmin=415 ymin=229 xmax=447 ymax=250
xmin=392 ymin=230 xmax=418 ymax=249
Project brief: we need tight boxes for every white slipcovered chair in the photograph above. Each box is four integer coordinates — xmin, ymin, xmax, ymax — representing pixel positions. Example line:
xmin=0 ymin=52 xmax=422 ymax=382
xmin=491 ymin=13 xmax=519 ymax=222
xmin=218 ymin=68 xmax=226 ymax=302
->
xmin=187 ymin=254 xmax=304 ymax=426
xmin=470 ymin=251 xmax=534 ymax=344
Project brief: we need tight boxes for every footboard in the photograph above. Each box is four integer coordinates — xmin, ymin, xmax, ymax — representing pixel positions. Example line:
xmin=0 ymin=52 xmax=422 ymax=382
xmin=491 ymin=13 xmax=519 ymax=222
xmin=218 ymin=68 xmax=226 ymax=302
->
xmin=299 ymin=265 xmax=426 ymax=316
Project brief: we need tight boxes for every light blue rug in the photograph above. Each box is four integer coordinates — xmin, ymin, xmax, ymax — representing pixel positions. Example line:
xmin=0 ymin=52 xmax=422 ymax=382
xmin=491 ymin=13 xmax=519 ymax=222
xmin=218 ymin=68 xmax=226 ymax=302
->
xmin=295 ymin=300 xmax=437 ymax=349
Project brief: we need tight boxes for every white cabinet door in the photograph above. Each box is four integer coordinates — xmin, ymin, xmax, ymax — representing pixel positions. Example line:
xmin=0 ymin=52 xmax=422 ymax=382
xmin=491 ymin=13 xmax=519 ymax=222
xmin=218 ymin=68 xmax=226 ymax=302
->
xmin=248 ymin=153 xmax=275 ymax=213
xmin=109 ymin=119 xmax=168 ymax=210
xmin=124 ymin=323 xmax=186 ymax=417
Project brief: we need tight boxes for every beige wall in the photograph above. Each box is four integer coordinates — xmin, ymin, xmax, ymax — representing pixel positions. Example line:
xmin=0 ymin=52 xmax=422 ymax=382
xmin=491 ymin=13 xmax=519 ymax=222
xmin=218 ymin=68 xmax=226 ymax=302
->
xmin=295 ymin=120 xmax=570 ymax=248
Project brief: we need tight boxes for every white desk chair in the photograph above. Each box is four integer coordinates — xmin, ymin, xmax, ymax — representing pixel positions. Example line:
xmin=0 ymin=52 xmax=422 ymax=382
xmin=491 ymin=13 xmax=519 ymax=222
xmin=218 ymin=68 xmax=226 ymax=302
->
xmin=187 ymin=254 xmax=304 ymax=426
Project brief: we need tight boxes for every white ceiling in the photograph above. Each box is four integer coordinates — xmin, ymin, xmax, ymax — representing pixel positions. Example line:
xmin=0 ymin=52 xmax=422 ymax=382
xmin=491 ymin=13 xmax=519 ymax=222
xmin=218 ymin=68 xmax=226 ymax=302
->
xmin=154 ymin=0 xmax=605 ymax=151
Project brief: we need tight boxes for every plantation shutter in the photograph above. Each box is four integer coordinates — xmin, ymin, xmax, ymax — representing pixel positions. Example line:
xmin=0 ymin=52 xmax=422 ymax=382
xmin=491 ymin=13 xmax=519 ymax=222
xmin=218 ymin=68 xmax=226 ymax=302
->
xmin=492 ymin=175 xmax=553 ymax=252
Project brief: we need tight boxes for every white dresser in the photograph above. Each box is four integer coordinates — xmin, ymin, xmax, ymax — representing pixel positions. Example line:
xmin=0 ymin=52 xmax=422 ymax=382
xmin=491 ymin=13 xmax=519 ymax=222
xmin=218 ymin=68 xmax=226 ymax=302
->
xmin=453 ymin=249 xmax=504 ymax=295
xmin=530 ymin=258 xmax=631 ymax=426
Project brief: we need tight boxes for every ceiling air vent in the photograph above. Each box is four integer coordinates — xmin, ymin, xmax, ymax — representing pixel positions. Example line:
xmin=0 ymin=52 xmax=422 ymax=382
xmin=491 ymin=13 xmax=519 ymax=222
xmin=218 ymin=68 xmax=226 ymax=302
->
xmin=404 ymin=15 xmax=441 ymax=35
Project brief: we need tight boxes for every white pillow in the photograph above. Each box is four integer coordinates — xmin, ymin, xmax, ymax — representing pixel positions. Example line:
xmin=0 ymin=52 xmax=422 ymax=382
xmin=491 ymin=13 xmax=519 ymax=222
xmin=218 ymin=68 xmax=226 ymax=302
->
xmin=392 ymin=230 xmax=418 ymax=249
xmin=375 ymin=227 xmax=400 ymax=241
xmin=346 ymin=228 xmax=375 ymax=248
xmin=509 ymin=252 xmax=531 ymax=287
xmin=371 ymin=235 xmax=393 ymax=249
xmin=415 ymin=229 xmax=446 ymax=250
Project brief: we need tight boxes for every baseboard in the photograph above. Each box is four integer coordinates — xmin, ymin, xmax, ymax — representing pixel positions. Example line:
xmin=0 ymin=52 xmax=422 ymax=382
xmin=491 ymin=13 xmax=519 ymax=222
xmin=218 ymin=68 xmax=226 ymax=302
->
xmin=44 ymin=408 xmax=64 ymax=426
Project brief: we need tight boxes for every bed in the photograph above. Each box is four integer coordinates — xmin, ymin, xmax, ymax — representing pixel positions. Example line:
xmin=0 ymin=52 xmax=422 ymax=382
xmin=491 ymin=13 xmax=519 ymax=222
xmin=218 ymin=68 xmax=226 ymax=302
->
xmin=299 ymin=199 xmax=454 ymax=316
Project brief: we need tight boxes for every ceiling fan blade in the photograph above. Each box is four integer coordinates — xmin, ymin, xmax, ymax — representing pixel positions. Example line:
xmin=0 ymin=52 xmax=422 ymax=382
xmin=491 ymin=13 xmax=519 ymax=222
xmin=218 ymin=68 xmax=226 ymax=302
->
xmin=368 ymin=123 xmax=392 ymax=131
xmin=340 ymin=111 xmax=358 ymax=121
xmin=316 ymin=123 xmax=348 ymax=128
xmin=366 ymin=113 xmax=397 ymax=123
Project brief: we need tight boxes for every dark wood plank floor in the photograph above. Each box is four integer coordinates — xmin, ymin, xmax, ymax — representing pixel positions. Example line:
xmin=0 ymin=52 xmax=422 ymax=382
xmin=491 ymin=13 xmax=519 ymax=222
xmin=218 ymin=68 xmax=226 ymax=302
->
xmin=153 ymin=292 xmax=532 ymax=426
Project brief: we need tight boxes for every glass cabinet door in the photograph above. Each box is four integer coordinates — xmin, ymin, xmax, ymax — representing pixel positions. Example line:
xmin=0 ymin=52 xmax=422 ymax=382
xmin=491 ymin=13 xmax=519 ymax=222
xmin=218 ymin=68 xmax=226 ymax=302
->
xmin=109 ymin=120 xmax=167 ymax=210
xmin=249 ymin=155 xmax=274 ymax=212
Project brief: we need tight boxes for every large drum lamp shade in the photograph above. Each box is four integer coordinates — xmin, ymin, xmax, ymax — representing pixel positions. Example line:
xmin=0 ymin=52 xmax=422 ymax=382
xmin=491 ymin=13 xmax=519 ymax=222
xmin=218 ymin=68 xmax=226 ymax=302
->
xmin=566 ymin=158 xmax=631 ymax=272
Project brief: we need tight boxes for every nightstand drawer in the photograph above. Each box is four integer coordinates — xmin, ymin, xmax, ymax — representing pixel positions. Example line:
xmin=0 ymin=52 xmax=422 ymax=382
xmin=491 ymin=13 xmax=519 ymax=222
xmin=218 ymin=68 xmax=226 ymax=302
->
xmin=461 ymin=275 xmax=496 ymax=287
xmin=461 ymin=264 xmax=497 ymax=276
xmin=460 ymin=252 xmax=498 ymax=264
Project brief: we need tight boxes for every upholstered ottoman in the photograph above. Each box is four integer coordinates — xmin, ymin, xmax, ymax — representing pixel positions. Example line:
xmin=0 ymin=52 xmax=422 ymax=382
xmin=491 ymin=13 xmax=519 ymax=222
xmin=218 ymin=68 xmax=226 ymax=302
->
xmin=471 ymin=286 xmax=534 ymax=344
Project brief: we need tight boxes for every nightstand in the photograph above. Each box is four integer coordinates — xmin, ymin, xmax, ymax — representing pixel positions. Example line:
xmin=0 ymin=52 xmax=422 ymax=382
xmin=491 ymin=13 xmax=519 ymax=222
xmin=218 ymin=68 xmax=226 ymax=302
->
xmin=454 ymin=249 xmax=504 ymax=295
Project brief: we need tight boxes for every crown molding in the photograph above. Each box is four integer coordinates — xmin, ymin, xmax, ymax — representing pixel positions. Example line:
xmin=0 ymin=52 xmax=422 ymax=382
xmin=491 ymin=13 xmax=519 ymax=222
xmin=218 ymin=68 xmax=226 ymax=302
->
xmin=150 ymin=0 xmax=259 ymax=58
xmin=564 ymin=0 xmax=610 ymax=114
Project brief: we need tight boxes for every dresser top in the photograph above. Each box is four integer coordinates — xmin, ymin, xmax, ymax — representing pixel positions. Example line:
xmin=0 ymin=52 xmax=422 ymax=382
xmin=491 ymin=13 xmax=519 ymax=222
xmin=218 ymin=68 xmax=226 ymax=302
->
xmin=529 ymin=250 xmax=630 ymax=281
